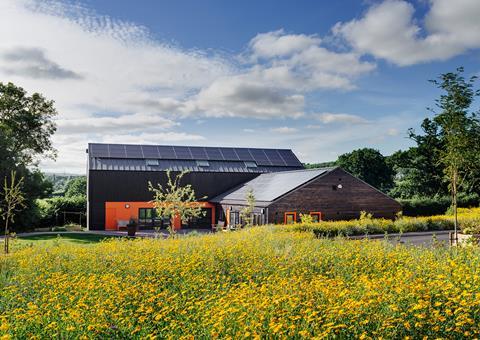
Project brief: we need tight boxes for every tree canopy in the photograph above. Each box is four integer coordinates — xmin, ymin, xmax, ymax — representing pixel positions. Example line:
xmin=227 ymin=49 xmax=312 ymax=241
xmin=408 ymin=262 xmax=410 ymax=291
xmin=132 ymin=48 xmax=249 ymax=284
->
xmin=0 ymin=82 xmax=57 ymax=230
xmin=337 ymin=148 xmax=394 ymax=192
xmin=64 ymin=176 xmax=87 ymax=198
xmin=0 ymin=82 xmax=57 ymax=165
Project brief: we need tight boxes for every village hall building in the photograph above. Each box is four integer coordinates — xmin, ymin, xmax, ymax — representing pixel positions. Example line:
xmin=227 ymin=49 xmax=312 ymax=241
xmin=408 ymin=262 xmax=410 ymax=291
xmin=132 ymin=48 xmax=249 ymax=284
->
xmin=87 ymin=143 xmax=401 ymax=230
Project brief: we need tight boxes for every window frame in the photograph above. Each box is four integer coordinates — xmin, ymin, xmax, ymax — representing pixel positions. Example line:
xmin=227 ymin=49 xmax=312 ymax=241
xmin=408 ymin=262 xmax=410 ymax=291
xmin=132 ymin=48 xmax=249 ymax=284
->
xmin=284 ymin=212 xmax=297 ymax=224
xmin=309 ymin=212 xmax=322 ymax=223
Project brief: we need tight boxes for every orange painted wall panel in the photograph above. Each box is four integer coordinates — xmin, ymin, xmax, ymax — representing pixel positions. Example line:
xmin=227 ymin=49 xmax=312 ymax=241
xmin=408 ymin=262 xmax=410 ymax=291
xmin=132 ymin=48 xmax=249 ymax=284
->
xmin=105 ymin=201 xmax=215 ymax=230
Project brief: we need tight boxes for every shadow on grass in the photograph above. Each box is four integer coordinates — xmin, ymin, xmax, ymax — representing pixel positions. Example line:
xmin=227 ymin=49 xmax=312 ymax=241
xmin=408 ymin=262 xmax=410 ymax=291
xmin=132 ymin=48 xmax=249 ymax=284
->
xmin=17 ymin=233 xmax=121 ymax=245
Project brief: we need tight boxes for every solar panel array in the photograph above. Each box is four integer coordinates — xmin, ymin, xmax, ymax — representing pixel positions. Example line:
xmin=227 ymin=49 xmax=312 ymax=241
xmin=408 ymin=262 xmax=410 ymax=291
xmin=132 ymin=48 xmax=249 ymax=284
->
xmin=89 ymin=143 xmax=302 ymax=167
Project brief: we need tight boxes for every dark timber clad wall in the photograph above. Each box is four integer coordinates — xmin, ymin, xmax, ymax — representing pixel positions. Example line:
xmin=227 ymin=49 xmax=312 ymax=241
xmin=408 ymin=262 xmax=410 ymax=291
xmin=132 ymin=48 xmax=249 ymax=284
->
xmin=88 ymin=170 xmax=258 ymax=230
xmin=268 ymin=168 xmax=401 ymax=223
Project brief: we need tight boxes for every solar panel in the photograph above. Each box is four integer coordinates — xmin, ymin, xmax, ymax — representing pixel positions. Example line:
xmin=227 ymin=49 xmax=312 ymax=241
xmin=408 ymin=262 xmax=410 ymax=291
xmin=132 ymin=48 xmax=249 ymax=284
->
xmin=205 ymin=147 xmax=224 ymax=160
xmin=142 ymin=145 xmax=160 ymax=158
xmin=158 ymin=145 xmax=176 ymax=159
xmin=88 ymin=143 xmax=303 ymax=168
xmin=278 ymin=149 xmax=301 ymax=166
xmin=250 ymin=148 xmax=271 ymax=166
xmin=189 ymin=147 xmax=208 ymax=160
xmin=264 ymin=149 xmax=287 ymax=166
xmin=89 ymin=144 xmax=109 ymax=157
xmin=219 ymin=148 xmax=240 ymax=161
xmin=234 ymin=148 xmax=255 ymax=161
xmin=125 ymin=144 xmax=143 ymax=158
xmin=108 ymin=144 xmax=127 ymax=158
xmin=173 ymin=146 xmax=193 ymax=160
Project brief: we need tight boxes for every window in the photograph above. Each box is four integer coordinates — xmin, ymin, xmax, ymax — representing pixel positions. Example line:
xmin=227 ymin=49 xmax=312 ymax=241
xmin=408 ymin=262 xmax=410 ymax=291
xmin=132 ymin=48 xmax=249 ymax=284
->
xmin=146 ymin=159 xmax=159 ymax=166
xmin=244 ymin=161 xmax=257 ymax=168
xmin=138 ymin=208 xmax=166 ymax=227
xmin=284 ymin=212 xmax=297 ymax=224
xmin=196 ymin=160 xmax=209 ymax=167
xmin=229 ymin=211 xmax=240 ymax=226
xmin=310 ymin=212 xmax=322 ymax=223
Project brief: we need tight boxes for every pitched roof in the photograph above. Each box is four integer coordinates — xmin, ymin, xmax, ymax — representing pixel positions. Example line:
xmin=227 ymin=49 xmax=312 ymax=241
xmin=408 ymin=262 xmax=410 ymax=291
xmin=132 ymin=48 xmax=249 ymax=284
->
xmin=87 ymin=143 xmax=304 ymax=173
xmin=211 ymin=167 xmax=335 ymax=206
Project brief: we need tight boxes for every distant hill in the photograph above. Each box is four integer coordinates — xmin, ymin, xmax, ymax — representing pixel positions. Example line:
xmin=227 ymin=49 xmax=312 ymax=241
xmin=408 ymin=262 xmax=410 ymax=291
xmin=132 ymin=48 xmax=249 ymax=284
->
xmin=303 ymin=161 xmax=337 ymax=169
xmin=44 ymin=172 xmax=83 ymax=195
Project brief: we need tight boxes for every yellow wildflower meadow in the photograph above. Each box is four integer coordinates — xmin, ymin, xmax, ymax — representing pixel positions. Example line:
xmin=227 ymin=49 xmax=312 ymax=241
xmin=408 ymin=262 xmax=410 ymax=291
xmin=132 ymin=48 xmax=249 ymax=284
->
xmin=2 ymin=226 xmax=480 ymax=338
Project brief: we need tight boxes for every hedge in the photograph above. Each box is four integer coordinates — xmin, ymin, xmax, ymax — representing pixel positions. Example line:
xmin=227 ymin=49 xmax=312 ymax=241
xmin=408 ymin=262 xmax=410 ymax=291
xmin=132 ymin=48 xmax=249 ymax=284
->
xmin=283 ymin=208 xmax=480 ymax=237
xmin=35 ymin=195 xmax=87 ymax=228
xmin=398 ymin=194 xmax=480 ymax=216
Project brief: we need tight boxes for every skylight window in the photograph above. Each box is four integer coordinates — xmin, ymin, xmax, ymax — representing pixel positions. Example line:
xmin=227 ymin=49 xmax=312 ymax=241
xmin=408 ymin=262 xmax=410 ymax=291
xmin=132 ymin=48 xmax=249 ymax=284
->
xmin=244 ymin=161 xmax=257 ymax=168
xmin=146 ymin=159 xmax=159 ymax=166
xmin=196 ymin=160 xmax=210 ymax=167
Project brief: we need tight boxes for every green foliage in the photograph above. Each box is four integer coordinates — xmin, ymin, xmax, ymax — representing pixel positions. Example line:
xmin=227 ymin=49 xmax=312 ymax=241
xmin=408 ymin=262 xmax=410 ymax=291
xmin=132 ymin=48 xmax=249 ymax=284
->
xmin=299 ymin=213 xmax=313 ymax=224
xmin=240 ymin=189 xmax=256 ymax=227
xmin=64 ymin=176 xmax=86 ymax=198
xmin=0 ymin=82 xmax=57 ymax=164
xmin=35 ymin=196 xmax=87 ymax=228
xmin=399 ymin=194 xmax=480 ymax=216
xmin=429 ymin=68 xmax=480 ymax=232
xmin=149 ymin=170 xmax=205 ymax=230
xmin=1 ymin=171 xmax=26 ymax=253
xmin=337 ymin=148 xmax=394 ymax=192
xmin=388 ymin=121 xmax=446 ymax=198
xmin=303 ymin=161 xmax=336 ymax=169
xmin=0 ymin=82 xmax=57 ymax=231
xmin=289 ymin=215 xmax=456 ymax=237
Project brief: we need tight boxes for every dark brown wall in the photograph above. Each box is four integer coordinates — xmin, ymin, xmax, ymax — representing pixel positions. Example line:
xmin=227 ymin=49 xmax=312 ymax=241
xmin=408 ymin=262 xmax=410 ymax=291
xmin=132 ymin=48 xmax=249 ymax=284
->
xmin=267 ymin=168 xmax=401 ymax=223
xmin=88 ymin=170 xmax=258 ymax=230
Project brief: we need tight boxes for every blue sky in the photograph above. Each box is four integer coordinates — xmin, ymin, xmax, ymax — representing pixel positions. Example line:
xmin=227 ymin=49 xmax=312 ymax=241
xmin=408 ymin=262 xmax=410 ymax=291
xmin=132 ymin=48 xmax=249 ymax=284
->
xmin=1 ymin=0 xmax=479 ymax=173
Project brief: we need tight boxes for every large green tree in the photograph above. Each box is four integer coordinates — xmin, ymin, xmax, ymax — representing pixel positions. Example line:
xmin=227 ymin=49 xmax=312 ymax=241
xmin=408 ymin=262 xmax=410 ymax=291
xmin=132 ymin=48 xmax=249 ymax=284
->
xmin=0 ymin=82 xmax=57 ymax=164
xmin=0 ymin=82 xmax=57 ymax=231
xmin=429 ymin=68 xmax=480 ymax=237
xmin=337 ymin=148 xmax=394 ymax=192
xmin=388 ymin=119 xmax=446 ymax=198
xmin=64 ymin=176 xmax=87 ymax=198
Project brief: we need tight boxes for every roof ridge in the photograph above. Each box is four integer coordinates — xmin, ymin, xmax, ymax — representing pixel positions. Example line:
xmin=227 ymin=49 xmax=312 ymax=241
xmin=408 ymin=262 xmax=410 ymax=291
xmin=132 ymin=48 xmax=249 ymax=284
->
xmin=259 ymin=166 xmax=337 ymax=175
xmin=88 ymin=142 xmax=294 ymax=151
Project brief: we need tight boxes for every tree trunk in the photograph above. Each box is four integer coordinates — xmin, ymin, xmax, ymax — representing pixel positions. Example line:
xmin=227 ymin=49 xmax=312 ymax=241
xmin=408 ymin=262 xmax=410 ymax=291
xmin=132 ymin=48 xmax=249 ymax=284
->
xmin=453 ymin=169 xmax=458 ymax=243
xmin=4 ymin=218 xmax=9 ymax=254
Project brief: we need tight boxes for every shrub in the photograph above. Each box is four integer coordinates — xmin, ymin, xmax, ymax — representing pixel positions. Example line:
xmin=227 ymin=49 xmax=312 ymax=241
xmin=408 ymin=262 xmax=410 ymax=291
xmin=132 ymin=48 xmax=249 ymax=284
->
xmin=35 ymin=195 xmax=87 ymax=228
xmin=285 ymin=208 xmax=480 ymax=237
xmin=399 ymin=193 xmax=480 ymax=216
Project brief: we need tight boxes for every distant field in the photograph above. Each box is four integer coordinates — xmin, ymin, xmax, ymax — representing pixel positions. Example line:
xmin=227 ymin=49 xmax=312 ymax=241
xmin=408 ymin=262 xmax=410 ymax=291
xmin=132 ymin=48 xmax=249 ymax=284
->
xmin=2 ymin=227 xmax=480 ymax=338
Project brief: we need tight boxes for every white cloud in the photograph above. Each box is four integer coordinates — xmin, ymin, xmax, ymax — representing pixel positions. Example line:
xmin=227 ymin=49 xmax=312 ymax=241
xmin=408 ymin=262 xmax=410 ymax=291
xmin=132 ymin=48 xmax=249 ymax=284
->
xmin=0 ymin=0 xmax=383 ymax=172
xmin=193 ymin=75 xmax=305 ymax=118
xmin=249 ymin=29 xmax=321 ymax=59
xmin=270 ymin=126 xmax=298 ymax=134
xmin=56 ymin=113 xmax=178 ymax=134
xmin=333 ymin=0 xmax=480 ymax=66
xmin=315 ymin=112 xmax=369 ymax=124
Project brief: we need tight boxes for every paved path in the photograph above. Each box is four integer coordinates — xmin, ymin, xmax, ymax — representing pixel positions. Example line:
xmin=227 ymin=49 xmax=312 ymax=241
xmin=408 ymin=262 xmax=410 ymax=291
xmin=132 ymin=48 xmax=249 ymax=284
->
xmin=351 ymin=230 xmax=452 ymax=247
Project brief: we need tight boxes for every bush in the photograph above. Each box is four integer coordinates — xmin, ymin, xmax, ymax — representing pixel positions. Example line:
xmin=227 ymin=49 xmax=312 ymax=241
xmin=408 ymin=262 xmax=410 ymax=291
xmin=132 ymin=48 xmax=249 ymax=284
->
xmin=283 ymin=209 xmax=480 ymax=237
xmin=399 ymin=193 xmax=480 ymax=216
xmin=35 ymin=195 xmax=87 ymax=228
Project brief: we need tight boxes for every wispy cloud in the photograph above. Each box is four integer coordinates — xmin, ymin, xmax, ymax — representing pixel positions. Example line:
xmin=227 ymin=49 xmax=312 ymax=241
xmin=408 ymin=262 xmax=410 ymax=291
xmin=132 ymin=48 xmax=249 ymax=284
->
xmin=270 ymin=126 xmax=298 ymax=134
xmin=314 ymin=112 xmax=369 ymax=124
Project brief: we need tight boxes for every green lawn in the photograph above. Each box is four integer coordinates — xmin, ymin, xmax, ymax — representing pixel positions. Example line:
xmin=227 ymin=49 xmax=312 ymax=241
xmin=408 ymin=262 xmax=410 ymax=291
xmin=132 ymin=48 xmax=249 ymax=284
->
xmin=10 ymin=232 xmax=120 ymax=250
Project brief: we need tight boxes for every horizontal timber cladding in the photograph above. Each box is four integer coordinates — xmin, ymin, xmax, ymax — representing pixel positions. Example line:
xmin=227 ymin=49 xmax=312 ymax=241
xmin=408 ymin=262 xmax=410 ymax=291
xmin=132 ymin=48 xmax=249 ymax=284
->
xmin=88 ymin=170 xmax=259 ymax=230
xmin=267 ymin=168 xmax=402 ymax=223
